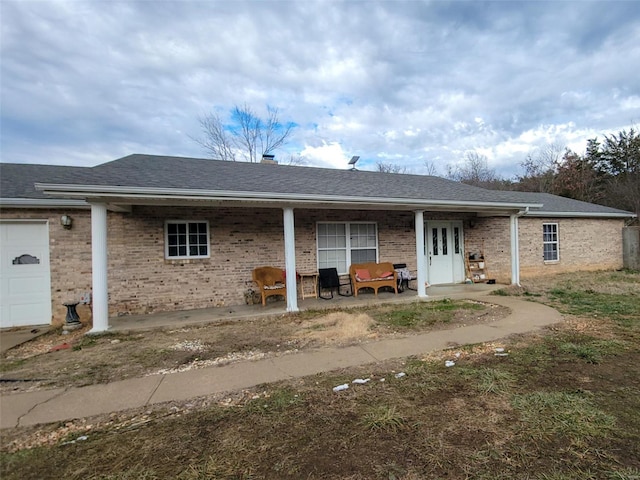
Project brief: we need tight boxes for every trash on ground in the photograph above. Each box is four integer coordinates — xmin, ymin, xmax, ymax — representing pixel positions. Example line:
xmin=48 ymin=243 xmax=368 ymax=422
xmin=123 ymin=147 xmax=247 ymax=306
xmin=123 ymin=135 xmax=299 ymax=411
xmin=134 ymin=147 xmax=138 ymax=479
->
xmin=61 ymin=435 xmax=89 ymax=446
xmin=495 ymin=347 xmax=505 ymax=352
xmin=394 ymin=372 xmax=406 ymax=378
xmin=332 ymin=384 xmax=349 ymax=392
xmin=445 ymin=360 xmax=456 ymax=367
xmin=495 ymin=347 xmax=509 ymax=356
xmin=352 ymin=378 xmax=370 ymax=384
xmin=454 ymin=352 xmax=461 ymax=358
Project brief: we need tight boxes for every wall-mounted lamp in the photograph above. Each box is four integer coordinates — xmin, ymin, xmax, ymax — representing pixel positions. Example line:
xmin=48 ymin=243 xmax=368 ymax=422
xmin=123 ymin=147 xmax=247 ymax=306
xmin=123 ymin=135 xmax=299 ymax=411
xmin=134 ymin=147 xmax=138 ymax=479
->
xmin=468 ymin=219 xmax=477 ymax=229
xmin=60 ymin=215 xmax=73 ymax=230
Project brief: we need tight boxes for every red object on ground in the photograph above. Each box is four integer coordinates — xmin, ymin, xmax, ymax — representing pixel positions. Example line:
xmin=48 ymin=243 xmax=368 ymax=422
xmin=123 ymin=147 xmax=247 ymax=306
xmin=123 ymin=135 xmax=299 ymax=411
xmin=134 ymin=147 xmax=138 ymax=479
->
xmin=49 ymin=343 xmax=71 ymax=352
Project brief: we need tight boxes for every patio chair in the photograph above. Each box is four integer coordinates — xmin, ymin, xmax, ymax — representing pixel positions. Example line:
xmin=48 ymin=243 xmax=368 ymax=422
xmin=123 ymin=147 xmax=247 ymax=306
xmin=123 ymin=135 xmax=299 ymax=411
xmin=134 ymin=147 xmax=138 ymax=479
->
xmin=393 ymin=263 xmax=418 ymax=292
xmin=252 ymin=266 xmax=287 ymax=306
xmin=317 ymin=268 xmax=352 ymax=299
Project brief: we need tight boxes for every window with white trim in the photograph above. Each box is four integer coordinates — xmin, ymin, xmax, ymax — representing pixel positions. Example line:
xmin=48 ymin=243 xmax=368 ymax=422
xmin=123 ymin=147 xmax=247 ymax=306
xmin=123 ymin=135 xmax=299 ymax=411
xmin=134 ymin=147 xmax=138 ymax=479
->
xmin=165 ymin=221 xmax=210 ymax=259
xmin=542 ymin=223 xmax=559 ymax=262
xmin=317 ymin=222 xmax=378 ymax=274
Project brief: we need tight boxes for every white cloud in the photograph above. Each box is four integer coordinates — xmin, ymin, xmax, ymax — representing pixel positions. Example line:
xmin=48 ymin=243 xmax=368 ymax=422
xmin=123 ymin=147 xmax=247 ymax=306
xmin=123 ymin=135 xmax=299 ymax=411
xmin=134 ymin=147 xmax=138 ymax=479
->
xmin=1 ymin=0 xmax=639 ymax=180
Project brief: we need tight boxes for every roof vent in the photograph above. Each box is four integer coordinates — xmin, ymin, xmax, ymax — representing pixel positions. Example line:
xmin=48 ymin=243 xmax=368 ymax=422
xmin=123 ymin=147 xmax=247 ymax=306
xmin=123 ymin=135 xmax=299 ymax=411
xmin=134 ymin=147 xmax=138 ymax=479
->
xmin=261 ymin=154 xmax=277 ymax=164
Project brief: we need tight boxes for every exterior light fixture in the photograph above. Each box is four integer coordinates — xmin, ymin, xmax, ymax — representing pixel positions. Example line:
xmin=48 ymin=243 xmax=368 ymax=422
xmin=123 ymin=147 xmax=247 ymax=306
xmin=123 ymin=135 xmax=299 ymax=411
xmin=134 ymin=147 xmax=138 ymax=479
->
xmin=60 ymin=215 xmax=73 ymax=229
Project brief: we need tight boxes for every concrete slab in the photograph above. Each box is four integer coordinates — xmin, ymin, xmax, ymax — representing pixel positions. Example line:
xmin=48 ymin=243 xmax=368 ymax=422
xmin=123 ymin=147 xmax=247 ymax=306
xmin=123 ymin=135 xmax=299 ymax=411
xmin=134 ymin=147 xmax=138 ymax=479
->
xmin=0 ymin=325 xmax=50 ymax=354
xmin=270 ymin=345 xmax=379 ymax=376
xmin=0 ymin=388 xmax=66 ymax=429
xmin=150 ymin=360 xmax=291 ymax=403
xmin=0 ymin=292 xmax=565 ymax=428
xmin=19 ymin=376 xmax=163 ymax=426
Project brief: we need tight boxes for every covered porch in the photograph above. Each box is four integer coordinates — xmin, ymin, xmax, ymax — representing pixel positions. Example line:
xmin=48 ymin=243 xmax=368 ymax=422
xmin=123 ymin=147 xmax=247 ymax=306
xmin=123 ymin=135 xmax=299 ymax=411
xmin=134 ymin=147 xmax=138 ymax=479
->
xmin=109 ymin=283 xmax=500 ymax=332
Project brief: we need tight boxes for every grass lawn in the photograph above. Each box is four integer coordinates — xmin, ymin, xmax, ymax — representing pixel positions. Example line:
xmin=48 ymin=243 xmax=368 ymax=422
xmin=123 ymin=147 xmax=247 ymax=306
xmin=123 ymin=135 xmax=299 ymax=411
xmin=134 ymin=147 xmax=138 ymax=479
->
xmin=1 ymin=270 xmax=639 ymax=479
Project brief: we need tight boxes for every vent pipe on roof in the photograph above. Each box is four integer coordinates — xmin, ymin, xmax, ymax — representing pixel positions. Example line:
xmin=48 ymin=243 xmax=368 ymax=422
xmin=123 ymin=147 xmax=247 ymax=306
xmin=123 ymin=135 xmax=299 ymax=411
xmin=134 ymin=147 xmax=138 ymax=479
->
xmin=261 ymin=154 xmax=277 ymax=164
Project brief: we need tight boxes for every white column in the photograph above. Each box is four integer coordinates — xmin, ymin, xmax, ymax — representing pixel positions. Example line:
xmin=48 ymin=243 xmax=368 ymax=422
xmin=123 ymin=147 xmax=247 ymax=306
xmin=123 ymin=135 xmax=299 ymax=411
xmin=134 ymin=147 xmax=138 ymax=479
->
xmin=510 ymin=214 xmax=521 ymax=286
xmin=415 ymin=210 xmax=428 ymax=298
xmin=89 ymin=203 xmax=109 ymax=333
xmin=283 ymin=207 xmax=299 ymax=312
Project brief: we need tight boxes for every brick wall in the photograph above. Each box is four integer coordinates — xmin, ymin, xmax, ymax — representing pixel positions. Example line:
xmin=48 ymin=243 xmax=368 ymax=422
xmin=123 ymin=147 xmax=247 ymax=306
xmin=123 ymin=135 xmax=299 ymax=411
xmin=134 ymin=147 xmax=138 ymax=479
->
xmin=463 ymin=216 xmax=513 ymax=283
xmin=518 ymin=217 xmax=624 ymax=277
xmin=0 ymin=208 xmax=93 ymax=324
xmin=2 ymin=206 xmax=626 ymax=323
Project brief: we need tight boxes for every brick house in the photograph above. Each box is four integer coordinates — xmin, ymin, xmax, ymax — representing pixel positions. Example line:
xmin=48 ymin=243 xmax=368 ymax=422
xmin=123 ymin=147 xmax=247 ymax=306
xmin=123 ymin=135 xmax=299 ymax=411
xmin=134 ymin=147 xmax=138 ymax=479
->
xmin=0 ymin=154 xmax=635 ymax=331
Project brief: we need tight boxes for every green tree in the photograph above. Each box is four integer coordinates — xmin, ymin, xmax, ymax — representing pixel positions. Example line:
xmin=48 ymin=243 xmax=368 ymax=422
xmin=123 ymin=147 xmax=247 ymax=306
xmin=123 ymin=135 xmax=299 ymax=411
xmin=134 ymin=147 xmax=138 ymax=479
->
xmin=553 ymin=149 xmax=602 ymax=203
xmin=595 ymin=128 xmax=640 ymax=217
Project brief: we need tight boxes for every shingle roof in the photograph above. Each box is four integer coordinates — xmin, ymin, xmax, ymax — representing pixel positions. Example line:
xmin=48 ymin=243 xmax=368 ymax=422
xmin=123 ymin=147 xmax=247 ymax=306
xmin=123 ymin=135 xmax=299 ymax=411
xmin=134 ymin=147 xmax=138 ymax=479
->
xmin=1 ymin=154 xmax=634 ymax=217
xmin=500 ymin=191 xmax=632 ymax=215
xmin=0 ymin=163 xmax=89 ymax=199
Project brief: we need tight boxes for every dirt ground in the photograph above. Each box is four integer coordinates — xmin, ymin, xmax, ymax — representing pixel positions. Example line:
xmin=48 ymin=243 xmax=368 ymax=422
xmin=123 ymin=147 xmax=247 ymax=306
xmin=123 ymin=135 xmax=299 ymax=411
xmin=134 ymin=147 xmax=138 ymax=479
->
xmin=0 ymin=299 xmax=508 ymax=394
xmin=1 ymin=271 xmax=638 ymax=479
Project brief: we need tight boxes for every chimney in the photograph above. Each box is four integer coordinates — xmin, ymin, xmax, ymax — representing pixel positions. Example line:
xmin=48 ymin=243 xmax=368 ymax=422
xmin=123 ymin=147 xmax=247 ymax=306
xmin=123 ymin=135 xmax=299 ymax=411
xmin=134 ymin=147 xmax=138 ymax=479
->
xmin=261 ymin=154 xmax=277 ymax=164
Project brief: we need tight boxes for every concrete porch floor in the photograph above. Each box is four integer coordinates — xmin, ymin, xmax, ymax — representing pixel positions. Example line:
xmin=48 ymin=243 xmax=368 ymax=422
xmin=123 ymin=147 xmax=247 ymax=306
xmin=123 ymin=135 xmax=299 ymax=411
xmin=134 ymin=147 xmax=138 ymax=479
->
xmin=109 ymin=283 xmax=501 ymax=332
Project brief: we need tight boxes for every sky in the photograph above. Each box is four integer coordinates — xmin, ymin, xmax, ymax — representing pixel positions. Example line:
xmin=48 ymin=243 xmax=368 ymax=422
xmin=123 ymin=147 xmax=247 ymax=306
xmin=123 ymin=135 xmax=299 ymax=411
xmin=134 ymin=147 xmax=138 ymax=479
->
xmin=1 ymin=0 xmax=639 ymax=179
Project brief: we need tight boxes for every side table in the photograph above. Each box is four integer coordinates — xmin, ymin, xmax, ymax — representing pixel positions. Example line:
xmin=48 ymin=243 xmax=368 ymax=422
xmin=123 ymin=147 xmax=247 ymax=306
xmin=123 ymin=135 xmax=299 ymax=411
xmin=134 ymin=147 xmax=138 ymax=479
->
xmin=298 ymin=272 xmax=318 ymax=299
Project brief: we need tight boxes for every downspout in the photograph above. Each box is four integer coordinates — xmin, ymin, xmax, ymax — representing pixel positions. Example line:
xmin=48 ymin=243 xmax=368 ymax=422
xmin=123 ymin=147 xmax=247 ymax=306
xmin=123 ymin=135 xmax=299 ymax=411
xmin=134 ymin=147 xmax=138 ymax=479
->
xmin=510 ymin=207 xmax=529 ymax=286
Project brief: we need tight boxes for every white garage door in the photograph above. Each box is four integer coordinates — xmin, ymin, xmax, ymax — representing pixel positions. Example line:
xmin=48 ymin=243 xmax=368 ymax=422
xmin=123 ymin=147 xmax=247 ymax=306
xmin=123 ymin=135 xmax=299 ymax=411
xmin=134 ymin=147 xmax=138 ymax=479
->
xmin=0 ymin=222 xmax=52 ymax=328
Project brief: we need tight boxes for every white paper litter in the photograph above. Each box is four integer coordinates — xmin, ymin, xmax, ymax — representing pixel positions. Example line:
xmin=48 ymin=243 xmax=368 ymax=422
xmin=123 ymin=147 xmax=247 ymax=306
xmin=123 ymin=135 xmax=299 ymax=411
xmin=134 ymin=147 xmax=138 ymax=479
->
xmin=352 ymin=378 xmax=371 ymax=384
xmin=445 ymin=360 xmax=456 ymax=367
xmin=394 ymin=372 xmax=406 ymax=378
xmin=332 ymin=384 xmax=349 ymax=392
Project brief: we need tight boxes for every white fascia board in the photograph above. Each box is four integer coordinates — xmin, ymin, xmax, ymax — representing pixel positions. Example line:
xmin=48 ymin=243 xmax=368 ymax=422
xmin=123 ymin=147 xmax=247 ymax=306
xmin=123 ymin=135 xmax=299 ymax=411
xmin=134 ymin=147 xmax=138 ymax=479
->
xmin=524 ymin=211 xmax=635 ymax=219
xmin=35 ymin=183 xmax=542 ymax=211
xmin=0 ymin=198 xmax=89 ymax=208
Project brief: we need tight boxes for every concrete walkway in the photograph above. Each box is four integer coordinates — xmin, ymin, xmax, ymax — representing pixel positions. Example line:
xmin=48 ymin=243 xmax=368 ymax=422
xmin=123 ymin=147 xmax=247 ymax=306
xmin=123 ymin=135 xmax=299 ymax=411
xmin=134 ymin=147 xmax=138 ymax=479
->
xmin=0 ymin=293 xmax=562 ymax=429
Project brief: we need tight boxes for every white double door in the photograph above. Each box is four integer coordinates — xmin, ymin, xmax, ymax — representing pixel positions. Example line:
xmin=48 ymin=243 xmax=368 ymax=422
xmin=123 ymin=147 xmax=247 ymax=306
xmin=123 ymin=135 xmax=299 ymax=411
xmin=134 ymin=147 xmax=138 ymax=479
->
xmin=425 ymin=221 xmax=465 ymax=285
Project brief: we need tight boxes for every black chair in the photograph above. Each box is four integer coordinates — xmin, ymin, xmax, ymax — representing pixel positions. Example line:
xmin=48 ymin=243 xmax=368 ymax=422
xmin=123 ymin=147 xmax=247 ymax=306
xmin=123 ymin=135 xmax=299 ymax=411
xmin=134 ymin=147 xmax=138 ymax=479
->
xmin=393 ymin=263 xmax=417 ymax=292
xmin=318 ymin=268 xmax=352 ymax=299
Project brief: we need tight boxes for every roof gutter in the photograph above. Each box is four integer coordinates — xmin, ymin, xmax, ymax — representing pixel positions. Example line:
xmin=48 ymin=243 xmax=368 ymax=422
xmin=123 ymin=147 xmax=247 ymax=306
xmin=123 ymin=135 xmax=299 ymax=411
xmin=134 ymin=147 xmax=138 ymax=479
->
xmin=524 ymin=210 xmax=635 ymax=219
xmin=0 ymin=198 xmax=89 ymax=209
xmin=34 ymin=183 xmax=542 ymax=211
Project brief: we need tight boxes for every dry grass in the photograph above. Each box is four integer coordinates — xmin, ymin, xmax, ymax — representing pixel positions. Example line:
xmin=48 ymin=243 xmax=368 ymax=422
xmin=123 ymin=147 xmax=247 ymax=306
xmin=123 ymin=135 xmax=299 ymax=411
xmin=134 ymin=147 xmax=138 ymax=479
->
xmin=1 ymin=270 xmax=639 ymax=479
xmin=0 ymin=299 xmax=502 ymax=393
xmin=293 ymin=311 xmax=376 ymax=345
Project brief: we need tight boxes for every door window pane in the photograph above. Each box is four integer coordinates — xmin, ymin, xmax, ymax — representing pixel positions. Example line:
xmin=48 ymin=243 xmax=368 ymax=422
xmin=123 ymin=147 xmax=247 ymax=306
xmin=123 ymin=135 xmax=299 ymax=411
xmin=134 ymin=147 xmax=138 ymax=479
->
xmin=454 ymin=227 xmax=460 ymax=254
xmin=441 ymin=228 xmax=448 ymax=255
xmin=432 ymin=228 xmax=438 ymax=255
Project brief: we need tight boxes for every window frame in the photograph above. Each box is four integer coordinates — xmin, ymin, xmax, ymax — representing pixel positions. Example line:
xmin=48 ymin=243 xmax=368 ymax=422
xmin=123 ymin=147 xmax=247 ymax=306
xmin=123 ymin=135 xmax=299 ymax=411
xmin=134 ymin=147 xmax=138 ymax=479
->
xmin=542 ymin=222 xmax=560 ymax=263
xmin=316 ymin=222 xmax=379 ymax=274
xmin=164 ymin=220 xmax=210 ymax=260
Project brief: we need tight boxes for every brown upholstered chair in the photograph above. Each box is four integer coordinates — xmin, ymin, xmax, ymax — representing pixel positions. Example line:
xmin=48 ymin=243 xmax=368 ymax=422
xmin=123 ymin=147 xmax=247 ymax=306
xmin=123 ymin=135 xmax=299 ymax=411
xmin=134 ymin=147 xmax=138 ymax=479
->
xmin=252 ymin=266 xmax=287 ymax=306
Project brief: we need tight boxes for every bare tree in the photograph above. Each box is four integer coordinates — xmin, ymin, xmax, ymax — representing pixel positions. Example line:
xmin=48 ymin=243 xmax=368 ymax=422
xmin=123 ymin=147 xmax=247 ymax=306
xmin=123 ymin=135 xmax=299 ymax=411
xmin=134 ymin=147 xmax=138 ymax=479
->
xmin=423 ymin=159 xmax=439 ymax=176
xmin=517 ymin=143 xmax=564 ymax=192
xmin=447 ymin=152 xmax=500 ymax=188
xmin=197 ymin=112 xmax=237 ymax=161
xmin=194 ymin=104 xmax=294 ymax=162
xmin=376 ymin=161 xmax=408 ymax=174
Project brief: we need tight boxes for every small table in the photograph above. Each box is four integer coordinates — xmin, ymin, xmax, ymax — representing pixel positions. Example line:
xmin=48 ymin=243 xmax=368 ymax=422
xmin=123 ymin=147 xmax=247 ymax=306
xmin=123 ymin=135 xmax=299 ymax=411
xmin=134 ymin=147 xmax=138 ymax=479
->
xmin=298 ymin=272 xmax=318 ymax=299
